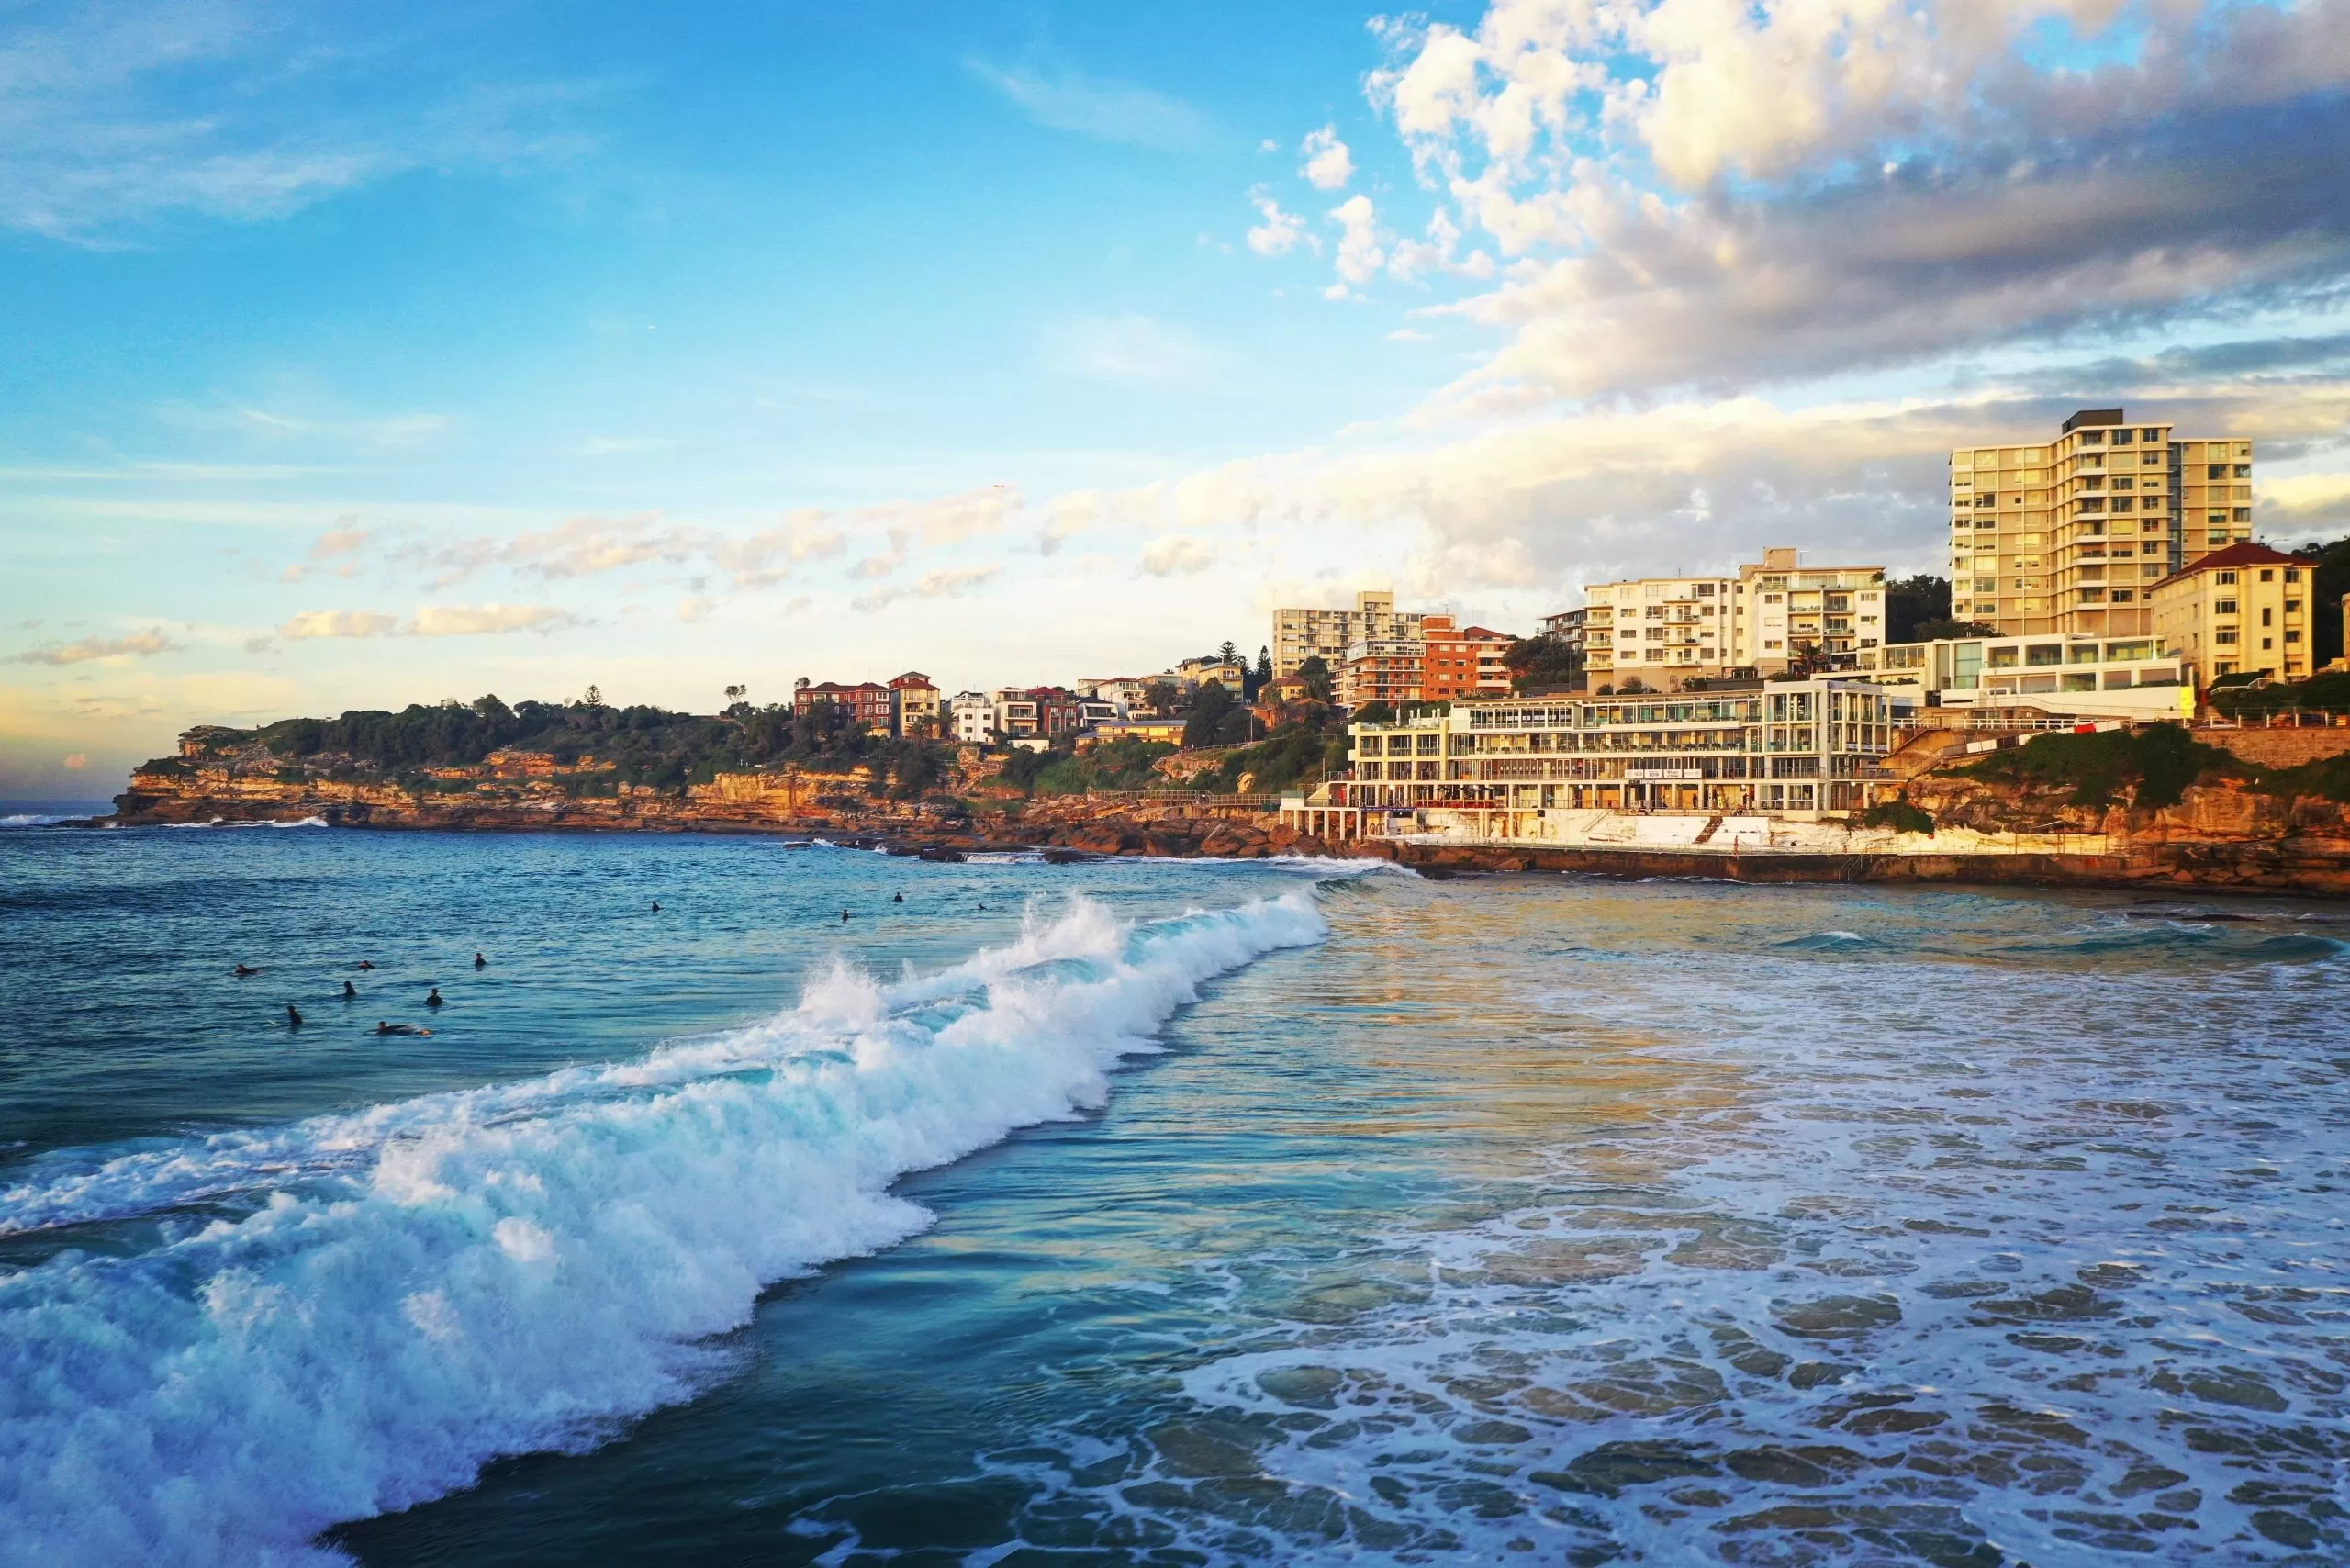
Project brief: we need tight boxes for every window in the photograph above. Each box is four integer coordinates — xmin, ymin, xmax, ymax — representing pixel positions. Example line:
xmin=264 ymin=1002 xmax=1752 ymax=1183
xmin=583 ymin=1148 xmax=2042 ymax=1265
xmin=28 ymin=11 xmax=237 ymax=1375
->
xmin=2110 ymin=589 xmax=2134 ymax=603
xmin=2286 ymin=599 xmax=2302 ymax=613
xmin=2286 ymin=631 xmax=2302 ymax=644
xmin=2216 ymin=631 xmax=2238 ymax=645
xmin=2261 ymin=607 xmax=2273 ymax=626
xmin=2113 ymin=429 xmax=2134 ymax=444
xmin=2215 ymin=599 xmax=2238 ymax=614
xmin=2208 ymin=465 xmax=2227 ymax=480
xmin=2258 ymin=568 xmax=2274 ymax=582
xmin=2218 ymin=571 xmax=2237 ymax=585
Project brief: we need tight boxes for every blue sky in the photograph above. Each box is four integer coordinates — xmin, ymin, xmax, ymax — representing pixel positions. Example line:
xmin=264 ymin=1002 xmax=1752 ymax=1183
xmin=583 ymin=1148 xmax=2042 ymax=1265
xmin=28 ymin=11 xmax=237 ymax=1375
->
xmin=6 ymin=0 xmax=2349 ymax=793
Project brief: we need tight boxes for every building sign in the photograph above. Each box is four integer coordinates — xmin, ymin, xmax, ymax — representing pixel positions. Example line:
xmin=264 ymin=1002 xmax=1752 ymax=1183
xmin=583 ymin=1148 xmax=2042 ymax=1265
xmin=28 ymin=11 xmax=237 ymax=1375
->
xmin=1625 ymin=767 xmax=1703 ymax=780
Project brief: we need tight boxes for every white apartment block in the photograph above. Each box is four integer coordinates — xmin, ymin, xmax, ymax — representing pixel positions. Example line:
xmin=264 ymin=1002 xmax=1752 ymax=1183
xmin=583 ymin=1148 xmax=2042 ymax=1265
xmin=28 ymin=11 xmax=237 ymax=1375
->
xmin=1583 ymin=576 xmax=1733 ymax=684
xmin=1729 ymin=550 xmax=1886 ymax=671
xmin=1950 ymin=408 xmax=2254 ymax=641
xmin=946 ymin=691 xmax=994 ymax=745
xmin=1272 ymin=589 xmax=1425 ymax=678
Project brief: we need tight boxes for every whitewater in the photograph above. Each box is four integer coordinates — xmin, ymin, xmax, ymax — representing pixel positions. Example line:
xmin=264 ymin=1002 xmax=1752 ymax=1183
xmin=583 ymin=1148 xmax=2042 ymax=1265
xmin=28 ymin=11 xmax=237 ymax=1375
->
xmin=0 ymin=887 xmax=1328 ymax=1567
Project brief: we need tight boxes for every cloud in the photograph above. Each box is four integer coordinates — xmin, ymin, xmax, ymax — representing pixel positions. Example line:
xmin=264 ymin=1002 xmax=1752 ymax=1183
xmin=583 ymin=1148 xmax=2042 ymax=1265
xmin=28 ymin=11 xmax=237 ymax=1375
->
xmin=851 ymin=566 xmax=1001 ymax=612
xmin=1300 ymin=125 xmax=1354 ymax=190
xmin=1042 ymin=315 xmax=1218 ymax=386
xmin=705 ymin=512 xmax=846 ymax=588
xmin=965 ymin=59 xmax=1210 ymax=151
xmin=279 ymin=610 xmax=398 ymax=640
xmin=1042 ymin=371 xmax=2350 ymax=594
xmin=409 ymin=604 xmax=584 ymax=636
xmin=499 ymin=514 xmax=696 ymax=580
xmin=8 ymin=629 xmax=180 ymax=665
xmin=1360 ymin=0 xmax=2350 ymax=409
xmin=1138 ymin=536 xmax=1216 ymax=577
xmin=0 ymin=5 xmax=593 ymax=242
xmin=63 ymin=752 xmax=88 ymax=770
xmin=1329 ymin=194 xmax=1385 ymax=287
xmin=1246 ymin=190 xmax=1311 ymax=257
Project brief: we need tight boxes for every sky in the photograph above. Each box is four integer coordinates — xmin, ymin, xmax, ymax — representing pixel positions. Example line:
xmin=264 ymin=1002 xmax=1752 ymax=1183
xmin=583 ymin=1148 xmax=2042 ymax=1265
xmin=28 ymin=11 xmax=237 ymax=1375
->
xmin=5 ymin=0 xmax=2350 ymax=796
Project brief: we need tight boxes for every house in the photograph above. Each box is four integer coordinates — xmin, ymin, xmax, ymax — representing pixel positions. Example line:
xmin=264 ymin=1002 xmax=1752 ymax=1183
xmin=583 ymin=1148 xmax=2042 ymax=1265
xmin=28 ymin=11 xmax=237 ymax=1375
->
xmin=887 ymin=672 xmax=941 ymax=737
xmin=793 ymin=679 xmax=894 ymax=732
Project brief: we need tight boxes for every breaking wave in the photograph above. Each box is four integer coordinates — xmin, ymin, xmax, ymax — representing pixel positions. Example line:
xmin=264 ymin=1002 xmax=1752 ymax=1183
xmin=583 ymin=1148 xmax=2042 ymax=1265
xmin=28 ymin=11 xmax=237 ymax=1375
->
xmin=0 ymin=889 xmax=1328 ymax=1567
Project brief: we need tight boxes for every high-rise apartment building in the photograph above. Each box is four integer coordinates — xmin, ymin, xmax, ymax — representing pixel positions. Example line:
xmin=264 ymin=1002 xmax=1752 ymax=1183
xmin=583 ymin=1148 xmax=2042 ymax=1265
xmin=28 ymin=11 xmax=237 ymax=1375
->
xmin=1950 ymin=409 xmax=2254 ymax=641
xmin=1272 ymin=589 xmax=1424 ymax=678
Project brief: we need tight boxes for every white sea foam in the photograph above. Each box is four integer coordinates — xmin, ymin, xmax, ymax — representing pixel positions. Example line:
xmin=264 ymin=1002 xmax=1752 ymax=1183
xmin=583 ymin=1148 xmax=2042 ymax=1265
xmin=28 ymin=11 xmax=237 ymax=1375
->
xmin=1 ymin=813 xmax=78 ymax=828
xmin=0 ymin=888 xmax=1327 ymax=1568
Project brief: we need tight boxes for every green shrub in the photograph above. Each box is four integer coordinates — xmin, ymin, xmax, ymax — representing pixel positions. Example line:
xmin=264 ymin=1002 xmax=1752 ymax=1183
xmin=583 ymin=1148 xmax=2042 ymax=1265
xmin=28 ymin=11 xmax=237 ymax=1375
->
xmin=1964 ymin=722 xmax=2234 ymax=809
xmin=1859 ymin=799 xmax=1935 ymax=835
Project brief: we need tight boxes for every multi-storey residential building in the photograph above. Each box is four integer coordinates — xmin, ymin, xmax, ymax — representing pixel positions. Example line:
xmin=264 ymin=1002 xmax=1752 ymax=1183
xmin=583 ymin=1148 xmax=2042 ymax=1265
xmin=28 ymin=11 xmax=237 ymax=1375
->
xmin=1323 ymin=678 xmax=1901 ymax=829
xmin=947 ymin=691 xmax=994 ymax=744
xmin=1338 ymin=634 xmax=1424 ymax=710
xmin=991 ymin=687 xmax=1083 ymax=740
xmin=887 ymin=672 xmax=940 ymax=737
xmin=1729 ymin=550 xmax=1886 ymax=670
xmin=1583 ymin=576 xmax=1734 ymax=686
xmin=1272 ymin=589 xmax=1424 ymax=678
xmin=1855 ymin=633 xmax=2191 ymax=723
xmin=1950 ymin=408 xmax=2255 ymax=640
xmin=1174 ymin=656 xmax=1247 ymax=692
xmin=794 ymin=679 xmax=895 ymax=732
xmin=1418 ymin=615 xmax=1516 ymax=701
xmin=2149 ymin=542 xmax=2315 ymax=686
xmin=1076 ymin=677 xmax=1152 ymax=714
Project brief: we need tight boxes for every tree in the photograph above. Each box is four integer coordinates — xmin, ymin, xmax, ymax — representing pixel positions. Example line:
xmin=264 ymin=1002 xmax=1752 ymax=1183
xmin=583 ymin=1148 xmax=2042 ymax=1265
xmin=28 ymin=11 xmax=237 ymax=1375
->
xmin=1245 ymin=645 xmax=1272 ymax=700
xmin=583 ymin=684 xmax=604 ymax=710
xmin=1352 ymin=700 xmax=1396 ymax=725
xmin=1141 ymin=678 xmax=1183 ymax=716
xmin=1296 ymin=655 xmax=1334 ymax=704
xmin=1182 ymin=681 xmax=1238 ymax=749
xmin=1885 ymin=575 xmax=1952 ymax=644
xmin=1910 ymin=617 xmax=1999 ymax=643
xmin=1504 ymin=633 xmax=1583 ymax=691
xmin=1217 ymin=639 xmax=1239 ymax=668
xmin=2288 ymin=534 xmax=2350 ymax=666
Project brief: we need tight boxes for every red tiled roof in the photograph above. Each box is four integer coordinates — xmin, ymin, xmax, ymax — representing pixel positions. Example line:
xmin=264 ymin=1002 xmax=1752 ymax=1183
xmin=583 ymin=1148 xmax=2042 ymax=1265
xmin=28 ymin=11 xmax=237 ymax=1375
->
xmin=2152 ymin=541 xmax=2304 ymax=589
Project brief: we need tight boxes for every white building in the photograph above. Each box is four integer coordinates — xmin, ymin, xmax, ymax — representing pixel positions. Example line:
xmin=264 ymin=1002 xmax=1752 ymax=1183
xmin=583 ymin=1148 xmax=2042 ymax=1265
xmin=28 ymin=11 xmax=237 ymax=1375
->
xmin=1272 ymin=589 xmax=1425 ymax=678
xmin=1855 ymin=633 xmax=2194 ymax=723
xmin=1583 ymin=576 xmax=1733 ymax=684
xmin=1729 ymin=550 xmax=1887 ymax=672
xmin=947 ymin=691 xmax=994 ymax=744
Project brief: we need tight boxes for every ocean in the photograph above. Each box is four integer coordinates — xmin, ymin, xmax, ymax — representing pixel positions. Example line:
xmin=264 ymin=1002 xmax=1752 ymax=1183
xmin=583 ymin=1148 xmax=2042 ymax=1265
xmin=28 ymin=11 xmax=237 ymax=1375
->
xmin=2 ymin=823 xmax=2346 ymax=1566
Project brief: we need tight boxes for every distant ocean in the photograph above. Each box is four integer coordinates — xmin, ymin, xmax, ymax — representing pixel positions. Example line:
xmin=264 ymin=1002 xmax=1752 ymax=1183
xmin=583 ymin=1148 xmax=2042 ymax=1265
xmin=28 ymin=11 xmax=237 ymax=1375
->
xmin=3 ymin=825 xmax=2345 ymax=1565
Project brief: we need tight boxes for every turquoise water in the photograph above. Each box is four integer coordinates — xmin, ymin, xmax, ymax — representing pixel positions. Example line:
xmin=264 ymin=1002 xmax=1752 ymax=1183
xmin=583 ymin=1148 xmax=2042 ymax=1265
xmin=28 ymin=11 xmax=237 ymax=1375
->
xmin=4 ymin=826 xmax=2348 ymax=1565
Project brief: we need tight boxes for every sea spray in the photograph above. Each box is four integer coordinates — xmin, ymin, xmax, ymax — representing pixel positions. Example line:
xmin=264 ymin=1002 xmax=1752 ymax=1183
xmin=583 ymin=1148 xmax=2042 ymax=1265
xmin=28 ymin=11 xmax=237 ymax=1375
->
xmin=0 ymin=888 xmax=1328 ymax=1568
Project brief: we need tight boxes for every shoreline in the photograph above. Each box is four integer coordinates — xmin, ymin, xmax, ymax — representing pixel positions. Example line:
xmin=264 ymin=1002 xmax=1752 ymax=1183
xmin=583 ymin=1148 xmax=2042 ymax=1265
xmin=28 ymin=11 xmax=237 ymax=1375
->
xmin=45 ymin=809 xmax=2350 ymax=897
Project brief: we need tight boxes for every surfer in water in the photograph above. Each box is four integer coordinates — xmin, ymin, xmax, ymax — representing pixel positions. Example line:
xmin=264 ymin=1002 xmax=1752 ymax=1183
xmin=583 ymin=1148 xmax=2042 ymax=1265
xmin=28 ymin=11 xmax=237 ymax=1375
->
xmin=342 ymin=980 xmax=358 ymax=1000
xmin=285 ymin=1004 xmax=304 ymax=1027
xmin=426 ymin=987 xmax=444 ymax=1008
xmin=357 ymin=959 xmax=375 ymax=971
xmin=232 ymin=963 xmax=258 ymax=977
xmin=474 ymin=951 xmax=487 ymax=968
xmin=375 ymin=1021 xmax=431 ymax=1036
xmin=893 ymin=892 xmax=904 ymax=903
xmin=651 ymin=901 xmax=661 ymax=913
xmin=841 ymin=908 xmax=852 ymax=923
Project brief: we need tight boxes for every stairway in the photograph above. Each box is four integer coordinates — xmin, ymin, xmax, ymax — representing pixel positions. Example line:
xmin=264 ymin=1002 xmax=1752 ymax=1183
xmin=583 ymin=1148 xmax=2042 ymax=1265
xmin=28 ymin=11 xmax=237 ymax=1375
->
xmin=1693 ymin=814 xmax=1726 ymax=845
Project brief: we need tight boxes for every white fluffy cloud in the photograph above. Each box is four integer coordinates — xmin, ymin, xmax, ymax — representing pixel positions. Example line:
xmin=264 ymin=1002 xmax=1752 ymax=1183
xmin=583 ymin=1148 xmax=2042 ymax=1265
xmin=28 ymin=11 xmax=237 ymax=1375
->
xmin=1356 ymin=0 xmax=2350 ymax=406
xmin=1246 ymin=191 xmax=1311 ymax=256
xmin=1138 ymin=536 xmax=1216 ymax=577
xmin=1300 ymin=124 xmax=1353 ymax=189
xmin=409 ymin=604 xmax=584 ymax=636
xmin=851 ymin=566 xmax=1001 ymax=612
xmin=7 ymin=628 xmax=180 ymax=665
xmin=277 ymin=605 xmax=582 ymax=638
xmin=1329 ymin=194 xmax=1385 ymax=289
xmin=279 ymin=610 xmax=399 ymax=640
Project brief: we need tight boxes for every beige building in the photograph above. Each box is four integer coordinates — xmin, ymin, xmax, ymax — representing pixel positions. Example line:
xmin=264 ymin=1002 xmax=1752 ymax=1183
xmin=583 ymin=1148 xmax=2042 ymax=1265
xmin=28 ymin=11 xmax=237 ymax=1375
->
xmin=887 ymin=672 xmax=940 ymax=737
xmin=1951 ymin=408 xmax=2254 ymax=641
xmin=1729 ymin=550 xmax=1886 ymax=671
xmin=2149 ymin=542 xmax=2315 ymax=686
xmin=1337 ymin=634 xmax=1424 ymax=710
xmin=1583 ymin=575 xmax=1734 ymax=686
xmin=1272 ymin=589 xmax=1424 ymax=678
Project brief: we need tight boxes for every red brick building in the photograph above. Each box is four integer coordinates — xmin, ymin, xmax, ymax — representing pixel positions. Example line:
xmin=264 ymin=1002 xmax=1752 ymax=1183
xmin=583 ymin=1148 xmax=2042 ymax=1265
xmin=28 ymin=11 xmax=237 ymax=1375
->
xmin=794 ymin=679 xmax=895 ymax=733
xmin=1419 ymin=616 xmax=1516 ymax=700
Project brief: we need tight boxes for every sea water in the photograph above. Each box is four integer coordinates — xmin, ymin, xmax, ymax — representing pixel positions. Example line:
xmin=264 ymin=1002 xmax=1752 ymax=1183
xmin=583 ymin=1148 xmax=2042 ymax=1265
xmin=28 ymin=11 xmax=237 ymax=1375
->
xmin=2 ymin=826 xmax=2345 ymax=1565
